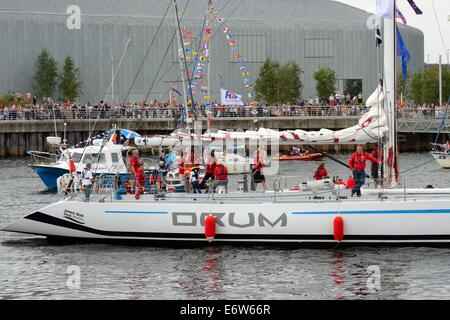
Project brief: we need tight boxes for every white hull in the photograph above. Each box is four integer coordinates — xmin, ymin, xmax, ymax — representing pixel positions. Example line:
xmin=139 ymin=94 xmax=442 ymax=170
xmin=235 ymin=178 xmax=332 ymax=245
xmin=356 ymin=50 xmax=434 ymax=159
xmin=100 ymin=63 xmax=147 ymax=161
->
xmin=5 ymin=190 xmax=450 ymax=244
xmin=431 ymin=151 xmax=450 ymax=169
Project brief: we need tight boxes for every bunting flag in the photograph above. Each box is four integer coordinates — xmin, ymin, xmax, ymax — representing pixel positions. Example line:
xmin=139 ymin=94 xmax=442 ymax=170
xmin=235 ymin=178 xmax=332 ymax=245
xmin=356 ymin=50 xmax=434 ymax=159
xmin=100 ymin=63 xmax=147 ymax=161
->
xmin=172 ymin=85 xmax=182 ymax=96
xmin=396 ymin=8 xmax=407 ymax=24
xmin=218 ymin=17 xmax=256 ymax=101
xmin=396 ymin=26 xmax=411 ymax=80
xmin=406 ymin=0 xmax=423 ymax=15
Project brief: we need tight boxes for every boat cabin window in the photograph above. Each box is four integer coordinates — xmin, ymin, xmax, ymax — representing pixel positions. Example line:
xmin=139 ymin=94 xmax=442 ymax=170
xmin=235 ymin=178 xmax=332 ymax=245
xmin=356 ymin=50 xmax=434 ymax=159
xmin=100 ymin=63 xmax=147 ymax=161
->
xmin=111 ymin=153 xmax=120 ymax=163
xmin=82 ymin=154 xmax=92 ymax=163
xmin=71 ymin=153 xmax=82 ymax=163
xmin=92 ymin=153 xmax=106 ymax=164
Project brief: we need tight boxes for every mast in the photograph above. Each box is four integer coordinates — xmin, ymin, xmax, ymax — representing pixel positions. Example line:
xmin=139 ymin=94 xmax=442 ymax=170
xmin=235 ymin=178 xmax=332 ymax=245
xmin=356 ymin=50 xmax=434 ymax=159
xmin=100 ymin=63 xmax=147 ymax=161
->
xmin=174 ymin=0 xmax=197 ymax=124
xmin=172 ymin=0 xmax=190 ymax=129
xmin=383 ymin=0 xmax=398 ymax=187
xmin=111 ymin=54 xmax=114 ymax=106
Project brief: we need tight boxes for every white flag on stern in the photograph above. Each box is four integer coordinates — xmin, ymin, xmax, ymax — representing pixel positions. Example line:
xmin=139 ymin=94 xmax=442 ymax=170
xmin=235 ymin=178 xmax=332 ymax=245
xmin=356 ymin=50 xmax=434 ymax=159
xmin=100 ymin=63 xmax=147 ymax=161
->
xmin=220 ymin=88 xmax=244 ymax=106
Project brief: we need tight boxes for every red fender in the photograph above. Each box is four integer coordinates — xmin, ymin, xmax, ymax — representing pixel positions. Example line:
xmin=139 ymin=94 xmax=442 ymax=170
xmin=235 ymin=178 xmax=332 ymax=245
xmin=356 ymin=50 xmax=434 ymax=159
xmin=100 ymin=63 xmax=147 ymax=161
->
xmin=204 ymin=214 xmax=216 ymax=241
xmin=333 ymin=216 xmax=344 ymax=241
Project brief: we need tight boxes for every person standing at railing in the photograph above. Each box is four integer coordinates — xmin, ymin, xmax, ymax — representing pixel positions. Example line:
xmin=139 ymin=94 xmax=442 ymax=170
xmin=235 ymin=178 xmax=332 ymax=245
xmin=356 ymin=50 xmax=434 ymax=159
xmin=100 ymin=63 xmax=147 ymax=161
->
xmin=129 ymin=149 xmax=140 ymax=193
xmin=81 ymin=162 xmax=94 ymax=201
xmin=251 ymin=150 xmax=267 ymax=191
xmin=348 ymin=145 xmax=381 ymax=197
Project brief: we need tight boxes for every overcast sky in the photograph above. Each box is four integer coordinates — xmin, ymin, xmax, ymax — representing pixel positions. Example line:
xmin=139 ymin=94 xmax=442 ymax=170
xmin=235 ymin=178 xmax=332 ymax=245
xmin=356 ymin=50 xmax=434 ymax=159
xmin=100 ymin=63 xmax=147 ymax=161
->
xmin=334 ymin=0 xmax=450 ymax=63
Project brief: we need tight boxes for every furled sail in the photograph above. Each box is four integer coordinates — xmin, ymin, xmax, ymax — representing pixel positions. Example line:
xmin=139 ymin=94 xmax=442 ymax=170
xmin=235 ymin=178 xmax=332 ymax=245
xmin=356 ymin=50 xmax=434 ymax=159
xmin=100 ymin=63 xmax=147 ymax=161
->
xmin=171 ymin=86 xmax=388 ymax=145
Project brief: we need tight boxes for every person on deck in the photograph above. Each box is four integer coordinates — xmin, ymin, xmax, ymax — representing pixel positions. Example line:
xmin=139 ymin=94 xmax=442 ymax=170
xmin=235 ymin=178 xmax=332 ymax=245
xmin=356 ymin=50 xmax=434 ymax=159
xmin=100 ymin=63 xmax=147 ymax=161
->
xmin=150 ymin=170 xmax=162 ymax=193
xmin=81 ymin=162 xmax=94 ymax=201
xmin=135 ymin=163 xmax=146 ymax=198
xmin=200 ymin=150 xmax=217 ymax=190
xmin=210 ymin=162 xmax=228 ymax=193
xmin=178 ymin=152 xmax=190 ymax=192
xmin=313 ymin=162 xmax=328 ymax=180
xmin=190 ymin=167 xmax=201 ymax=194
xmin=346 ymin=175 xmax=355 ymax=190
xmin=348 ymin=145 xmax=381 ymax=197
xmin=371 ymin=147 xmax=384 ymax=187
xmin=252 ymin=150 xmax=267 ymax=191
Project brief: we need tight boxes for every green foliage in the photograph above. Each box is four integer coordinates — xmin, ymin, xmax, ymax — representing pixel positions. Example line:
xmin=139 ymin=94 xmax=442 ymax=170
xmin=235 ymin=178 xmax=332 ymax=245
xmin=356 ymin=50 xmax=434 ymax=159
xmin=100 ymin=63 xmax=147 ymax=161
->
xmin=344 ymin=79 xmax=362 ymax=98
xmin=33 ymin=50 xmax=58 ymax=100
xmin=277 ymin=61 xmax=303 ymax=104
xmin=58 ymin=56 xmax=83 ymax=103
xmin=313 ymin=68 xmax=336 ymax=100
xmin=255 ymin=59 xmax=280 ymax=105
xmin=410 ymin=66 xmax=450 ymax=104
xmin=255 ymin=59 xmax=302 ymax=105
xmin=0 ymin=92 xmax=14 ymax=106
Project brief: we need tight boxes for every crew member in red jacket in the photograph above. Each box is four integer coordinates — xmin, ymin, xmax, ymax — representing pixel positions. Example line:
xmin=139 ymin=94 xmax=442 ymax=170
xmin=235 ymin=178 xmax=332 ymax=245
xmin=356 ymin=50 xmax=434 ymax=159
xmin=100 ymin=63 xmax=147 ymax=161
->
xmin=200 ymin=150 xmax=217 ymax=190
xmin=348 ymin=145 xmax=381 ymax=197
xmin=209 ymin=162 xmax=228 ymax=193
xmin=135 ymin=163 xmax=146 ymax=199
xmin=313 ymin=162 xmax=328 ymax=180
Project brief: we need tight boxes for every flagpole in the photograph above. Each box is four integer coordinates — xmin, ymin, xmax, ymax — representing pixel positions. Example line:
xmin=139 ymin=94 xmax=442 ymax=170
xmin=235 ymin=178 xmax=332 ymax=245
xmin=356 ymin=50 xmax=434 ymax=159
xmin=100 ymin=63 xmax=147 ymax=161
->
xmin=172 ymin=0 xmax=190 ymax=129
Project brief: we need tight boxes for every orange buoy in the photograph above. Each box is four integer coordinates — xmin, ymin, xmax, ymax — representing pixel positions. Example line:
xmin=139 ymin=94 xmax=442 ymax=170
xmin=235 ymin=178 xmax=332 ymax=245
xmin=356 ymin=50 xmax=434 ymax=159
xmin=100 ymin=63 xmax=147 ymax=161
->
xmin=333 ymin=216 xmax=344 ymax=241
xmin=204 ymin=214 xmax=216 ymax=241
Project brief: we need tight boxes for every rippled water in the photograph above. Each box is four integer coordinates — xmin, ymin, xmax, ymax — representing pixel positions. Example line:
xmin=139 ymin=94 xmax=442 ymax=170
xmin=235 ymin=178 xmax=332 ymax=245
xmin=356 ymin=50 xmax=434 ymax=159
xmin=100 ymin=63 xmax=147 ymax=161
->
xmin=1 ymin=155 xmax=450 ymax=300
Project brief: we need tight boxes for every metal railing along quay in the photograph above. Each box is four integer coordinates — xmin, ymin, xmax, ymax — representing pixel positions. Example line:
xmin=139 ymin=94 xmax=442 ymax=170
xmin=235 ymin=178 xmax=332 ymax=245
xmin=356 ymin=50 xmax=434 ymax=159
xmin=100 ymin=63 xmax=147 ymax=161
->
xmin=0 ymin=105 xmax=448 ymax=122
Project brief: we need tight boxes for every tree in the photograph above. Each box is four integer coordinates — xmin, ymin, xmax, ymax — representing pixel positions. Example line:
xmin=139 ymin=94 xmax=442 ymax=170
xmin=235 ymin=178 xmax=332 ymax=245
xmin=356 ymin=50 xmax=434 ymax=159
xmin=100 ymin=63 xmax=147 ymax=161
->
xmin=33 ymin=50 xmax=58 ymax=100
xmin=313 ymin=68 xmax=336 ymax=100
xmin=59 ymin=56 xmax=83 ymax=103
xmin=255 ymin=59 xmax=302 ymax=105
xmin=255 ymin=59 xmax=280 ymax=105
xmin=410 ymin=66 xmax=450 ymax=105
xmin=278 ymin=61 xmax=303 ymax=104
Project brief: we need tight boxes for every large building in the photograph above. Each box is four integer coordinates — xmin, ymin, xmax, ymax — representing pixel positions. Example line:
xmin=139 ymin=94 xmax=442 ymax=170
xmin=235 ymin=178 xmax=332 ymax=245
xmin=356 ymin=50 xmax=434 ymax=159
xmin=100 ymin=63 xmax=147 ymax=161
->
xmin=0 ymin=0 xmax=424 ymax=104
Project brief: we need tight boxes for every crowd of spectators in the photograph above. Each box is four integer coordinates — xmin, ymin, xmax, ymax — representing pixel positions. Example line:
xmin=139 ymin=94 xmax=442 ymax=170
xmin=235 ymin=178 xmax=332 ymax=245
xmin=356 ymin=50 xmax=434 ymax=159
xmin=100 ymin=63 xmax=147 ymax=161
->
xmin=0 ymin=91 xmax=448 ymax=121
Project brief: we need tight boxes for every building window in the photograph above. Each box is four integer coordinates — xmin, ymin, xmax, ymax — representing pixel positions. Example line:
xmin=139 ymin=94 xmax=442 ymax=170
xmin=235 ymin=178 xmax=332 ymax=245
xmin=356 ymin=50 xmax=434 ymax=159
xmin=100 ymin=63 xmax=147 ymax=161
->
xmin=304 ymin=38 xmax=334 ymax=58
xmin=229 ymin=35 xmax=267 ymax=63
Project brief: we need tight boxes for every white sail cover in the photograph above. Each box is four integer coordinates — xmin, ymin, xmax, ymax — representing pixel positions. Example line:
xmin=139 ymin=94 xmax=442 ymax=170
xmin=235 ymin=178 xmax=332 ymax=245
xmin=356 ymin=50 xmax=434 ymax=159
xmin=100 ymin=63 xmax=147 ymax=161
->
xmin=171 ymin=86 xmax=388 ymax=145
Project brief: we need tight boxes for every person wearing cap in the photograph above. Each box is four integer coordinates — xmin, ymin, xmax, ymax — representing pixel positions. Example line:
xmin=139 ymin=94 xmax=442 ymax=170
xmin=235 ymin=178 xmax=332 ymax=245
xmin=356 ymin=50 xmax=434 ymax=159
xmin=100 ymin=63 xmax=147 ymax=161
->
xmin=150 ymin=169 xmax=162 ymax=193
xmin=190 ymin=166 xmax=201 ymax=194
xmin=200 ymin=150 xmax=217 ymax=190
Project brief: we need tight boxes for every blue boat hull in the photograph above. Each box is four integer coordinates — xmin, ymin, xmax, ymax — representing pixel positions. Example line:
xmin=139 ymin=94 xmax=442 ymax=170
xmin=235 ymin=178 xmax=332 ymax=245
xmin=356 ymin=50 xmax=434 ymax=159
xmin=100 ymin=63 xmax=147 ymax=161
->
xmin=32 ymin=166 xmax=69 ymax=191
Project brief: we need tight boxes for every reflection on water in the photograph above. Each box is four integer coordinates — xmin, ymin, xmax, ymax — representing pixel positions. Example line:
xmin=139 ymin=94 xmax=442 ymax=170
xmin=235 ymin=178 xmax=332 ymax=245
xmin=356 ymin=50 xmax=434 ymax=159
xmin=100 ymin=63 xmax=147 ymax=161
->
xmin=1 ymin=156 xmax=450 ymax=299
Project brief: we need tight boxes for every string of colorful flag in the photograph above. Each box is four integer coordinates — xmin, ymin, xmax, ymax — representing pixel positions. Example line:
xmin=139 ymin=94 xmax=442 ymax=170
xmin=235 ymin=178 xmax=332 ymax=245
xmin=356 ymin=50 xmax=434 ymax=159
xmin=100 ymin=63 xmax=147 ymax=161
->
xmin=217 ymin=15 xmax=255 ymax=100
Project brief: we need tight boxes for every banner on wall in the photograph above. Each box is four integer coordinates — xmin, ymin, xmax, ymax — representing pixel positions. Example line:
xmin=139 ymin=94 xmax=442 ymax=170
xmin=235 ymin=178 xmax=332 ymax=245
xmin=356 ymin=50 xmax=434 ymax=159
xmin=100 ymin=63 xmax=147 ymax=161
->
xmin=220 ymin=88 xmax=244 ymax=106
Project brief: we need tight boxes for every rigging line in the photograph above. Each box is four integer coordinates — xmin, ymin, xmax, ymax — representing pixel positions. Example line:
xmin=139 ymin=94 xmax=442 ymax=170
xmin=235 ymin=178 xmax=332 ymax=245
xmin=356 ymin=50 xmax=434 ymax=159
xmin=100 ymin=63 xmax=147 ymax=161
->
xmin=121 ymin=0 xmax=172 ymax=106
xmin=431 ymin=0 xmax=448 ymax=62
xmin=400 ymin=158 xmax=436 ymax=175
xmin=77 ymin=32 xmax=134 ymax=173
xmin=145 ymin=0 xmax=242 ymax=100
xmin=434 ymin=97 xmax=450 ymax=144
xmin=143 ymin=0 xmax=193 ymax=103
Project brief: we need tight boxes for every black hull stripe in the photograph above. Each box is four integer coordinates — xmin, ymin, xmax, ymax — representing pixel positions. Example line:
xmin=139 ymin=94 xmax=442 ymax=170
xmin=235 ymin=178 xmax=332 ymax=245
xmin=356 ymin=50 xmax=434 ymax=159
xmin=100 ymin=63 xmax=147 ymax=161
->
xmin=25 ymin=212 xmax=450 ymax=241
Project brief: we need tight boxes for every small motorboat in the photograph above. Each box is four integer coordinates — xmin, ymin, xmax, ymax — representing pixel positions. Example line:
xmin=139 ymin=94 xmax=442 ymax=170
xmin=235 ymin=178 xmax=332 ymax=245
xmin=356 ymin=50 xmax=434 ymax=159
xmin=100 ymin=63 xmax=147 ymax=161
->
xmin=274 ymin=153 xmax=324 ymax=161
